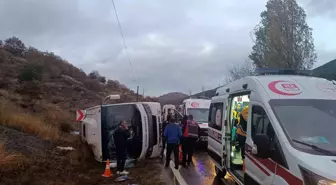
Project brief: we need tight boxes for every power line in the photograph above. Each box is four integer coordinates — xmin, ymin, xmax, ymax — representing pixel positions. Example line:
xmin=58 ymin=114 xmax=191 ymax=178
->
xmin=110 ymin=0 xmax=136 ymax=82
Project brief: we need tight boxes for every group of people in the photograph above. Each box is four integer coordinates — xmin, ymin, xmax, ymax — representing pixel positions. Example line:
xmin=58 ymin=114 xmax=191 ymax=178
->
xmin=111 ymin=114 xmax=201 ymax=175
xmin=161 ymin=114 xmax=200 ymax=170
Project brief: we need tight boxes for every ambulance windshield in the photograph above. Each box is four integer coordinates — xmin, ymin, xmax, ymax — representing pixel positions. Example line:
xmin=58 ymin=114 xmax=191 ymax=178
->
xmin=270 ymin=99 xmax=336 ymax=155
xmin=188 ymin=108 xmax=209 ymax=123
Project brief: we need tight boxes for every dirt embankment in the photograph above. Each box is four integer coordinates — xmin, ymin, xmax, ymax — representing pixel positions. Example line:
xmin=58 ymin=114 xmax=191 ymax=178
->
xmin=0 ymin=125 xmax=166 ymax=185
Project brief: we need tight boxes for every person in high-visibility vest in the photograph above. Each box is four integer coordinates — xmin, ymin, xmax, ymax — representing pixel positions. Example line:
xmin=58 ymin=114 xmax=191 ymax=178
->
xmin=236 ymin=106 xmax=248 ymax=159
xmin=181 ymin=114 xmax=200 ymax=167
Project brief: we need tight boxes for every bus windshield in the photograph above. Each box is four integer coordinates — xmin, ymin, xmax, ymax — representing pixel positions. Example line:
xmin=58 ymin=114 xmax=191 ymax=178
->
xmin=269 ymin=99 xmax=336 ymax=155
xmin=187 ymin=108 xmax=209 ymax=123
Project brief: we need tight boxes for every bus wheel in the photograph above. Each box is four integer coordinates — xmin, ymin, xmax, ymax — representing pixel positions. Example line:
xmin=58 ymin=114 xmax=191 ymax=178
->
xmin=215 ymin=165 xmax=226 ymax=178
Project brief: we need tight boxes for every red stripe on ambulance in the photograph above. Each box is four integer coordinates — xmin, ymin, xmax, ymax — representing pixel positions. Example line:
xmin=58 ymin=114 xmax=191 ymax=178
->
xmin=245 ymin=144 xmax=303 ymax=185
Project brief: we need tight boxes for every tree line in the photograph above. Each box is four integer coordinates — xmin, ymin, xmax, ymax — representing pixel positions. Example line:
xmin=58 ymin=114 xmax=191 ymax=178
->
xmin=226 ymin=0 xmax=317 ymax=82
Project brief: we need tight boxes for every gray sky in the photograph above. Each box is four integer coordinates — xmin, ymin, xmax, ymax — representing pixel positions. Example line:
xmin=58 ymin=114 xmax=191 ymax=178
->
xmin=0 ymin=0 xmax=335 ymax=96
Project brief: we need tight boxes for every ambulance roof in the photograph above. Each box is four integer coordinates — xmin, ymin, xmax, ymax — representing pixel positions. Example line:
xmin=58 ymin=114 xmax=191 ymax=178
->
xmin=183 ymin=98 xmax=211 ymax=109
xmin=216 ymin=75 xmax=336 ymax=100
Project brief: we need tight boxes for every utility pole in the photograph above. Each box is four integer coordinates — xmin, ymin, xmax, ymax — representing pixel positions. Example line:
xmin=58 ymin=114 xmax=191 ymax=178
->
xmin=202 ymin=86 xmax=205 ymax=96
xmin=136 ymin=86 xmax=139 ymax=102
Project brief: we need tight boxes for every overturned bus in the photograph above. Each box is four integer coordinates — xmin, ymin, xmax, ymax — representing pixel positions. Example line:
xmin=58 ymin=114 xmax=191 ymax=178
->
xmin=79 ymin=102 xmax=162 ymax=162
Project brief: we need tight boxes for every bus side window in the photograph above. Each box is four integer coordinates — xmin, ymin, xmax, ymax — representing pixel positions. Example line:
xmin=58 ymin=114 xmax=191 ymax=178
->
xmin=251 ymin=105 xmax=288 ymax=169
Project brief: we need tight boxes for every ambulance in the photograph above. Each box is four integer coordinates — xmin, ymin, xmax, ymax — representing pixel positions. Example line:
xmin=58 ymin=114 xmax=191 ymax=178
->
xmin=208 ymin=69 xmax=336 ymax=185
xmin=182 ymin=98 xmax=211 ymax=142
xmin=162 ymin=104 xmax=181 ymax=122
xmin=79 ymin=101 xmax=162 ymax=162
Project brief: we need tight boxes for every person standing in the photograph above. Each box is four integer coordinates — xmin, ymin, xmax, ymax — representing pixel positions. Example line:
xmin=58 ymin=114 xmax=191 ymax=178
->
xmin=164 ymin=117 xmax=182 ymax=169
xmin=236 ymin=106 xmax=248 ymax=160
xmin=160 ymin=115 xmax=171 ymax=158
xmin=113 ymin=120 xmax=131 ymax=175
xmin=181 ymin=114 xmax=200 ymax=166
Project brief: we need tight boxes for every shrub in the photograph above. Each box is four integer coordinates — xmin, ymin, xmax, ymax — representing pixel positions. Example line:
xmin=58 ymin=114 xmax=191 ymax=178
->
xmin=3 ymin=36 xmax=26 ymax=57
xmin=88 ymin=70 xmax=100 ymax=79
xmin=83 ymin=79 xmax=102 ymax=92
xmin=19 ymin=64 xmax=43 ymax=82
xmin=98 ymin=76 xmax=106 ymax=83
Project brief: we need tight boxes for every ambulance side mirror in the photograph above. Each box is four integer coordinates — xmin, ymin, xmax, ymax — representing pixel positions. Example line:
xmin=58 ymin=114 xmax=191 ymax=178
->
xmin=253 ymin=134 xmax=270 ymax=158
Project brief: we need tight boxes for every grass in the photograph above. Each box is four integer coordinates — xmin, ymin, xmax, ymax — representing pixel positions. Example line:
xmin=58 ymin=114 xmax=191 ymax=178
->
xmin=40 ymin=101 xmax=73 ymax=132
xmin=0 ymin=144 xmax=19 ymax=165
xmin=0 ymin=98 xmax=60 ymax=140
xmin=0 ymin=144 xmax=28 ymax=174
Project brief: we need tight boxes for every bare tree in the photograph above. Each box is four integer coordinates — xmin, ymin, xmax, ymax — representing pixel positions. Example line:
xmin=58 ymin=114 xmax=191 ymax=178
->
xmin=224 ymin=60 xmax=255 ymax=83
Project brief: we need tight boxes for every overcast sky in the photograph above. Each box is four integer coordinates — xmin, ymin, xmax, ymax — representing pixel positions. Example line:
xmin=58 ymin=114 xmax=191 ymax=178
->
xmin=0 ymin=0 xmax=335 ymax=96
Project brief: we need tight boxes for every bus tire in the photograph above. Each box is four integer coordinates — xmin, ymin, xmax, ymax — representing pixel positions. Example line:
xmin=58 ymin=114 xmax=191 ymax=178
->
xmin=215 ymin=165 xmax=226 ymax=178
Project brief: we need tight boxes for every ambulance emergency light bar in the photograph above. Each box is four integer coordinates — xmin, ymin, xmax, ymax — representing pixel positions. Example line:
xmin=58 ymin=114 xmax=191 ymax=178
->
xmin=254 ymin=68 xmax=313 ymax=76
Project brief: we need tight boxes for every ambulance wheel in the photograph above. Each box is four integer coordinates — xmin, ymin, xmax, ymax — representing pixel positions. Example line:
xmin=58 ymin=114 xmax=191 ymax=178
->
xmin=244 ymin=173 xmax=257 ymax=185
xmin=215 ymin=165 xmax=226 ymax=178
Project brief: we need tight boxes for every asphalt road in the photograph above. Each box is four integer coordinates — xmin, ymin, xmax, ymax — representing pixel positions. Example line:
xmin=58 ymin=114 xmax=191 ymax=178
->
xmin=163 ymin=148 xmax=238 ymax=185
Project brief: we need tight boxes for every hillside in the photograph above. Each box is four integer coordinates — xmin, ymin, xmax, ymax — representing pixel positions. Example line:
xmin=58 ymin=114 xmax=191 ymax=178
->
xmin=157 ymin=92 xmax=188 ymax=106
xmin=0 ymin=37 xmax=155 ymax=114
xmin=0 ymin=37 xmax=163 ymax=185
xmin=313 ymin=59 xmax=336 ymax=80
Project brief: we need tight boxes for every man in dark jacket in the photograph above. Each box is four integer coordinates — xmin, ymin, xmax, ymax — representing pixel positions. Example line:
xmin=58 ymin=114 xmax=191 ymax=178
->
xmin=160 ymin=115 xmax=171 ymax=158
xmin=113 ymin=120 xmax=131 ymax=175
xmin=164 ymin=117 xmax=182 ymax=169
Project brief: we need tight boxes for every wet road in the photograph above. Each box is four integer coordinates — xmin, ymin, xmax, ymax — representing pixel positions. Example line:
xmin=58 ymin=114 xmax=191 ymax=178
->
xmin=163 ymin=149 xmax=237 ymax=185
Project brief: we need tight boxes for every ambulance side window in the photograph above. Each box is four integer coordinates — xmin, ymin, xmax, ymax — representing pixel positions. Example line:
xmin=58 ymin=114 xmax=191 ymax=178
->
xmin=251 ymin=106 xmax=288 ymax=168
xmin=209 ymin=103 xmax=223 ymax=130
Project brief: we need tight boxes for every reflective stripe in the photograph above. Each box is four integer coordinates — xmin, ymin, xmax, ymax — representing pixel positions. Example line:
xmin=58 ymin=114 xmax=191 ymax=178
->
xmin=183 ymin=122 xmax=189 ymax=137
xmin=184 ymin=121 xmax=199 ymax=138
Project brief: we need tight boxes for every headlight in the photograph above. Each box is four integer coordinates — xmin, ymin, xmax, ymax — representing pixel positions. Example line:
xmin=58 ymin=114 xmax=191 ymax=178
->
xmin=299 ymin=165 xmax=336 ymax=185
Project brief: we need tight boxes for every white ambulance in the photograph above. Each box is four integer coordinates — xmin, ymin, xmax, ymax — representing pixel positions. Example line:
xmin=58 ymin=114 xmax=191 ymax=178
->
xmin=182 ymin=98 xmax=211 ymax=142
xmin=208 ymin=69 xmax=336 ymax=185
xmin=80 ymin=101 xmax=162 ymax=162
xmin=162 ymin=104 xmax=177 ymax=121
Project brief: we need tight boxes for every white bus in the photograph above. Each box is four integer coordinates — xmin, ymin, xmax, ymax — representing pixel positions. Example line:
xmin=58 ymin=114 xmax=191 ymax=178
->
xmin=80 ymin=102 xmax=162 ymax=162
